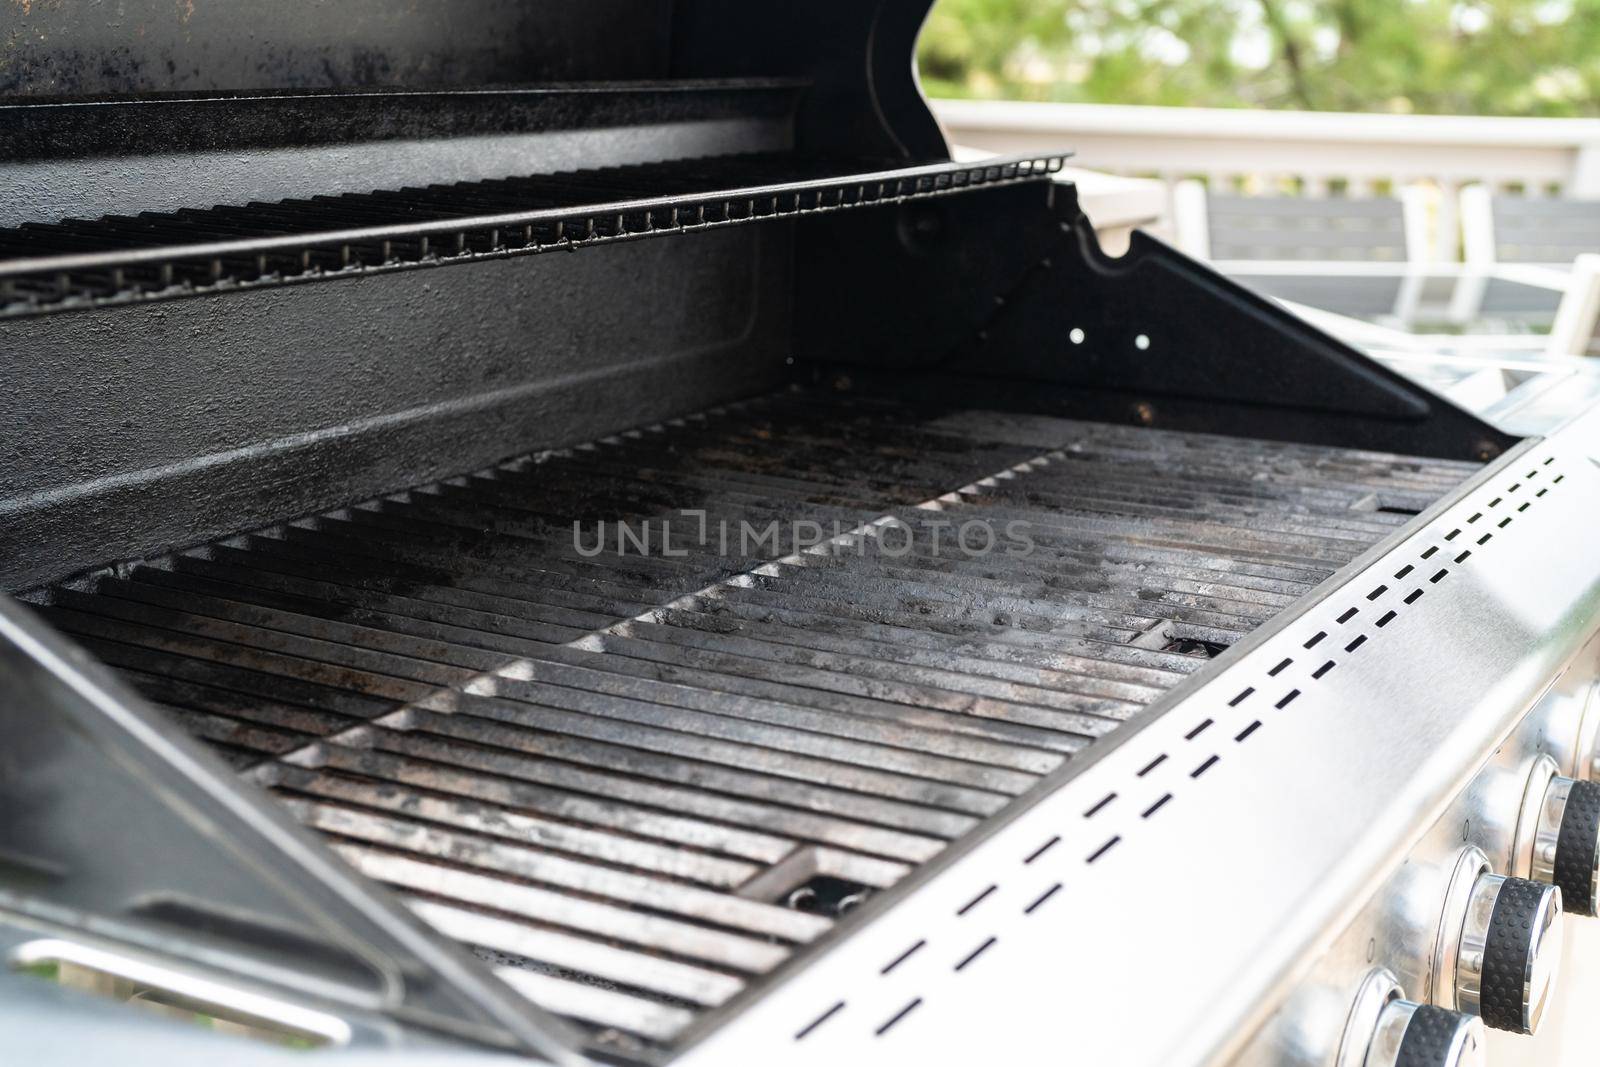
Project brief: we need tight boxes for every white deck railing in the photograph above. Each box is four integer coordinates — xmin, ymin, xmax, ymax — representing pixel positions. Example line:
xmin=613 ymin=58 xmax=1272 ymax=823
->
xmin=933 ymin=99 xmax=1600 ymax=259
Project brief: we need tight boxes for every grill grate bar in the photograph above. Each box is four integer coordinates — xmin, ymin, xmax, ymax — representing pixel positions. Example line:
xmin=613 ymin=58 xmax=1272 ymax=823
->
xmin=687 ymin=589 xmax=1203 ymax=675
xmin=640 ymin=604 xmax=1181 ymax=699
xmin=594 ymin=619 xmax=1152 ymax=717
xmin=478 ymin=673 xmax=1032 ymax=797
xmin=220 ymin=533 xmax=653 ymax=631
xmin=276 ymin=764 xmax=766 ymax=889
xmin=387 ymin=702 xmax=989 ymax=838
xmin=566 ymin=631 xmax=1129 ymax=738
xmin=286 ymin=799 xmax=831 ymax=943
xmin=299 ymin=743 xmax=806 ymax=867
xmin=340 ymin=716 xmax=951 ymax=864
xmin=491 ymin=965 xmax=696 ymax=1044
xmin=771 ymin=549 xmax=1280 ymax=627
xmin=129 ymin=561 xmax=1064 ymax=773
xmin=332 ymin=843 xmax=791 ymax=976
xmin=460 ymin=652 xmax=1061 ymax=776
xmin=497 ymin=643 xmax=1090 ymax=759
xmin=410 ymin=899 xmax=743 ymax=1009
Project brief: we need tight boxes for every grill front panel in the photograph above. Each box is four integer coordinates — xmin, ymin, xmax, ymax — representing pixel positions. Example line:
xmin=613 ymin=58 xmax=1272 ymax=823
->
xmin=29 ymin=388 xmax=1475 ymax=1050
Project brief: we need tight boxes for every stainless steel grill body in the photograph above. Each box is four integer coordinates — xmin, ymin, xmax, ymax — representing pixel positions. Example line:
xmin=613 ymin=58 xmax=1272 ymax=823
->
xmin=691 ymin=408 xmax=1600 ymax=1067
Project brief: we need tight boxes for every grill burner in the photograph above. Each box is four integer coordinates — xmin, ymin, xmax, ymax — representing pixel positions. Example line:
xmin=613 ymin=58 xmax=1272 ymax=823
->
xmin=29 ymin=388 xmax=1474 ymax=1048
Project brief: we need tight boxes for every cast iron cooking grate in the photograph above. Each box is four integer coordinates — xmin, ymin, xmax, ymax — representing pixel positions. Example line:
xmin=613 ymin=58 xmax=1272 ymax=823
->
xmin=28 ymin=387 xmax=1474 ymax=1050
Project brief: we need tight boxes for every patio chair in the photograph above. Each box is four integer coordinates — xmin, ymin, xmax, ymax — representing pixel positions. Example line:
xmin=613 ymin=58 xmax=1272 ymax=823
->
xmin=1172 ymin=179 xmax=1433 ymax=322
xmin=1544 ymin=253 xmax=1600 ymax=357
xmin=1450 ymin=185 xmax=1600 ymax=323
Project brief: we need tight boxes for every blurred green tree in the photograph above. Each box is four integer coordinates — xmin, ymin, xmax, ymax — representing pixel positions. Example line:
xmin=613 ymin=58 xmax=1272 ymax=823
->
xmin=917 ymin=0 xmax=1600 ymax=116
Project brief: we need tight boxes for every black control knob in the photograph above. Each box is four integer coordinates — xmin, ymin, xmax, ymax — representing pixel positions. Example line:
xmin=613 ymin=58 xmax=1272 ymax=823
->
xmin=1342 ymin=970 xmax=1485 ymax=1067
xmin=1367 ymin=1000 xmax=1487 ymax=1067
xmin=1530 ymin=775 xmax=1600 ymax=916
xmin=1455 ymin=873 xmax=1563 ymax=1034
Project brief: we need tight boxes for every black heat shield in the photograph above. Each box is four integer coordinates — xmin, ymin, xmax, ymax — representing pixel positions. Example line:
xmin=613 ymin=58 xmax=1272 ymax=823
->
xmin=796 ymin=179 xmax=1516 ymax=464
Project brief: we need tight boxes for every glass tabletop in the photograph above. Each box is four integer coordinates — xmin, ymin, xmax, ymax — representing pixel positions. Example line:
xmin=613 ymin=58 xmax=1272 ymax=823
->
xmin=1223 ymin=264 xmax=1563 ymax=334
xmin=1217 ymin=262 xmax=1600 ymax=435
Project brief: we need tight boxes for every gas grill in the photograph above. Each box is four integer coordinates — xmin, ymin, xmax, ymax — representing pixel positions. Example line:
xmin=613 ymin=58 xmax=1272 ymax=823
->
xmin=5 ymin=5 xmax=1600 ymax=1067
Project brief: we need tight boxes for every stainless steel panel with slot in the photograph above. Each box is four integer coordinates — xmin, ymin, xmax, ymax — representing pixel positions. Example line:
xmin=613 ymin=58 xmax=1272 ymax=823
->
xmin=679 ymin=404 xmax=1600 ymax=1067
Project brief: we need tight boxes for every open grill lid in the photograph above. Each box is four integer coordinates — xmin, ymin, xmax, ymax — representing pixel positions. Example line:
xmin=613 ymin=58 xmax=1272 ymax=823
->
xmin=1 ymin=1 xmax=950 ymax=224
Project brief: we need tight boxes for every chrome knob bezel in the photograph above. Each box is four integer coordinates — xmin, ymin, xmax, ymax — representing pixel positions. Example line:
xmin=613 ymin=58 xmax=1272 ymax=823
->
xmin=1512 ymin=755 xmax=1560 ymax=883
xmin=1431 ymin=848 xmax=1488 ymax=1011
xmin=1336 ymin=968 xmax=1400 ymax=1067
xmin=1529 ymin=774 xmax=1574 ymax=886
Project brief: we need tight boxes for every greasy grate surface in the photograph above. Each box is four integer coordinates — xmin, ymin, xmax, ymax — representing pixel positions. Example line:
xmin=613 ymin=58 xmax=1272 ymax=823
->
xmin=32 ymin=389 xmax=1476 ymax=1050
